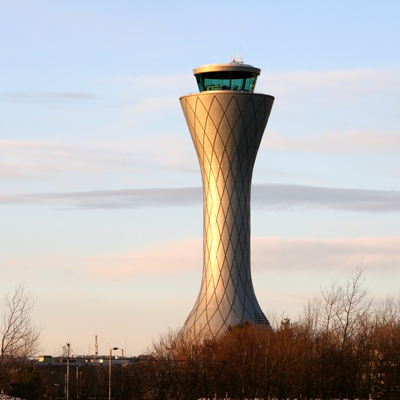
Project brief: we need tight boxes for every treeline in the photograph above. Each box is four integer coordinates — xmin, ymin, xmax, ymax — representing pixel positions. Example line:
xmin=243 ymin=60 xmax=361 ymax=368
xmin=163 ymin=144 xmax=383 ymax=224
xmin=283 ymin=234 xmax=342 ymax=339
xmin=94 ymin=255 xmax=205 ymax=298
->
xmin=138 ymin=269 xmax=400 ymax=400
xmin=2 ymin=269 xmax=400 ymax=400
xmin=125 ymin=269 xmax=400 ymax=400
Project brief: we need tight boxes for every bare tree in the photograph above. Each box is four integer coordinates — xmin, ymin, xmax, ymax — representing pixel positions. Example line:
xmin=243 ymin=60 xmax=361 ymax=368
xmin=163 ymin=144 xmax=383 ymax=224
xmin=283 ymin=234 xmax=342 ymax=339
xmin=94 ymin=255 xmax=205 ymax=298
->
xmin=0 ymin=282 xmax=42 ymax=364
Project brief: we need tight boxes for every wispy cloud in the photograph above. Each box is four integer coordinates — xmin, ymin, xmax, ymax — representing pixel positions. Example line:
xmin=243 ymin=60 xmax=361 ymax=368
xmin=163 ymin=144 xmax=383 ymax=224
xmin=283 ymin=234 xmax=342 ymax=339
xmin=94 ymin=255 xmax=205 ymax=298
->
xmin=81 ymin=239 xmax=202 ymax=279
xmin=0 ymin=92 xmax=102 ymax=103
xmin=258 ymin=67 xmax=400 ymax=103
xmin=252 ymin=184 xmax=400 ymax=213
xmin=0 ymin=239 xmax=202 ymax=281
xmin=0 ymin=187 xmax=202 ymax=208
xmin=0 ymin=140 xmax=134 ymax=179
xmin=0 ymin=138 xmax=197 ymax=181
xmin=252 ymin=236 xmax=400 ymax=276
xmin=262 ymin=129 xmax=400 ymax=154
xmin=0 ymin=184 xmax=399 ymax=212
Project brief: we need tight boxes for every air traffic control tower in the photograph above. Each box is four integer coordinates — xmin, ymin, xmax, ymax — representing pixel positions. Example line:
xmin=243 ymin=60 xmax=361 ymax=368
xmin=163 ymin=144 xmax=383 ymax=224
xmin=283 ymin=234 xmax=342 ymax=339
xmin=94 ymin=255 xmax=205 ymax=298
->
xmin=179 ymin=60 xmax=274 ymax=339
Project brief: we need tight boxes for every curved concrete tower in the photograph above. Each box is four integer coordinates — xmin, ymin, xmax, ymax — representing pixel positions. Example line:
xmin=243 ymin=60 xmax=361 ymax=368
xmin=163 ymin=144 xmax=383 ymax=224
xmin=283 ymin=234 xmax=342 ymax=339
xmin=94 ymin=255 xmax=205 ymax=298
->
xmin=179 ymin=61 xmax=274 ymax=339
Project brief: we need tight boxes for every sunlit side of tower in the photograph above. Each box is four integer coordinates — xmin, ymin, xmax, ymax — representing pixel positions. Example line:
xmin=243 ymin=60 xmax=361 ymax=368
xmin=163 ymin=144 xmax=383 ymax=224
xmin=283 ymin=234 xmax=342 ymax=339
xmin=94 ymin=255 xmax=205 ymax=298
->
xmin=179 ymin=60 xmax=274 ymax=340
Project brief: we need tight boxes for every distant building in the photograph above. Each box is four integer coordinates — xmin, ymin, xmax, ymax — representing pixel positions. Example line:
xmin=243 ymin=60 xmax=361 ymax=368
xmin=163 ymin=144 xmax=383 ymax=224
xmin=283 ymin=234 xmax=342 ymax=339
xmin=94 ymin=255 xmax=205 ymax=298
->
xmin=36 ymin=355 xmax=138 ymax=366
xmin=38 ymin=355 xmax=52 ymax=363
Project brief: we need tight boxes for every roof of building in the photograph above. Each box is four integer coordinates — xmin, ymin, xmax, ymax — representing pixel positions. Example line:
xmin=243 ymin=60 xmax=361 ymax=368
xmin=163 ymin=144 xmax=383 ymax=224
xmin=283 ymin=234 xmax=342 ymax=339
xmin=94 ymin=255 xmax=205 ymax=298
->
xmin=193 ymin=63 xmax=260 ymax=76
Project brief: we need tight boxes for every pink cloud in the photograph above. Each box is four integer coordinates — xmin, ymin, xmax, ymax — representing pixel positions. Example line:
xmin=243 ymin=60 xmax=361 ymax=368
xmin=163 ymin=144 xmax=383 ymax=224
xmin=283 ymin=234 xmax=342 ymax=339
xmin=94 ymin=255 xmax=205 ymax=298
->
xmin=252 ymin=236 xmax=400 ymax=275
xmin=80 ymin=239 xmax=203 ymax=280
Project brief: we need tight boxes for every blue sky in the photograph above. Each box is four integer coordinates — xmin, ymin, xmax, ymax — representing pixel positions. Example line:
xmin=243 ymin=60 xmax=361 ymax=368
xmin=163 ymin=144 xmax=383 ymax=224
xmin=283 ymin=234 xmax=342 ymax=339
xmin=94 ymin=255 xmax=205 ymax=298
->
xmin=1 ymin=0 xmax=400 ymax=356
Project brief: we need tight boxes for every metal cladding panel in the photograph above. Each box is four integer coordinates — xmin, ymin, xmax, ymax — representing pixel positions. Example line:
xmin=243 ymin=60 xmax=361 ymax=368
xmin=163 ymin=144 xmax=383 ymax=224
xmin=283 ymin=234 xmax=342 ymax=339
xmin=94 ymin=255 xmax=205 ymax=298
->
xmin=179 ymin=91 xmax=274 ymax=340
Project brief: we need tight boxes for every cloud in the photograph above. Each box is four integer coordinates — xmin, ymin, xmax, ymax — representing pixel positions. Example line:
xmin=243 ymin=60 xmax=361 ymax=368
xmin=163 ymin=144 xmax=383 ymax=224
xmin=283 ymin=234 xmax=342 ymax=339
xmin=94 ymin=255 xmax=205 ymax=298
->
xmin=0 ymin=184 xmax=399 ymax=212
xmin=258 ymin=67 xmax=400 ymax=103
xmin=252 ymin=236 xmax=400 ymax=275
xmin=0 ymin=92 xmax=101 ymax=103
xmin=0 ymin=138 xmax=197 ymax=181
xmin=262 ymin=129 xmax=400 ymax=154
xmin=0 ymin=187 xmax=202 ymax=208
xmin=81 ymin=239 xmax=202 ymax=280
xmin=0 ymin=140 xmax=134 ymax=179
xmin=0 ymin=239 xmax=203 ymax=282
xmin=252 ymin=184 xmax=400 ymax=213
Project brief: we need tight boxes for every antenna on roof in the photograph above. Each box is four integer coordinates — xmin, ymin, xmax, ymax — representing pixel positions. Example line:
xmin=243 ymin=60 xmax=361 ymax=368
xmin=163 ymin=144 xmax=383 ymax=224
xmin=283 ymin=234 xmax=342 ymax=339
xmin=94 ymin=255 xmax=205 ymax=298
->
xmin=230 ymin=47 xmax=244 ymax=64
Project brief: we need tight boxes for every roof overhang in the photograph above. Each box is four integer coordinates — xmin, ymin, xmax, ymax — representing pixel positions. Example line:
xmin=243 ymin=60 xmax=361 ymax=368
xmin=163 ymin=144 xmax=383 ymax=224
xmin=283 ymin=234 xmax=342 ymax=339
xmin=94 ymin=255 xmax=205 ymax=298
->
xmin=193 ymin=63 xmax=261 ymax=76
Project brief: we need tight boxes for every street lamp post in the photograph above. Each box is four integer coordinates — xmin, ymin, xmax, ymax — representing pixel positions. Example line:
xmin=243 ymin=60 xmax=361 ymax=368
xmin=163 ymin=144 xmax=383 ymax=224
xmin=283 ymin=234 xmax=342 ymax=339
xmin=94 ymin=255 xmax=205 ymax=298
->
xmin=113 ymin=348 xmax=124 ymax=389
xmin=66 ymin=343 xmax=70 ymax=400
xmin=109 ymin=349 xmax=112 ymax=400
xmin=109 ymin=347 xmax=122 ymax=400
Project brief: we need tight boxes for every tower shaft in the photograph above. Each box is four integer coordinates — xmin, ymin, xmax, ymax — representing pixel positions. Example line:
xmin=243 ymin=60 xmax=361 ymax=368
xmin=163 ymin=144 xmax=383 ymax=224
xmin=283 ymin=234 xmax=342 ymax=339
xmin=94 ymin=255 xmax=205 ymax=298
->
xmin=180 ymin=91 xmax=274 ymax=339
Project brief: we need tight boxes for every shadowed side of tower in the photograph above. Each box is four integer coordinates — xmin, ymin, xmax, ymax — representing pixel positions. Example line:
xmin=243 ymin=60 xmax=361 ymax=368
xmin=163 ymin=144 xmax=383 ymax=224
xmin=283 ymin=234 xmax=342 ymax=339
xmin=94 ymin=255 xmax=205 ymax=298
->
xmin=179 ymin=62 xmax=274 ymax=340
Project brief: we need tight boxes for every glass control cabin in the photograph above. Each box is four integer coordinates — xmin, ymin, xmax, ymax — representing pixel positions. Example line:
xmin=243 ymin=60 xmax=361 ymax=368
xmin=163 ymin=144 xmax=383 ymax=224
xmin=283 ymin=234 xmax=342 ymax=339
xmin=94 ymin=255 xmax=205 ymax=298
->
xmin=194 ymin=63 xmax=261 ymax=93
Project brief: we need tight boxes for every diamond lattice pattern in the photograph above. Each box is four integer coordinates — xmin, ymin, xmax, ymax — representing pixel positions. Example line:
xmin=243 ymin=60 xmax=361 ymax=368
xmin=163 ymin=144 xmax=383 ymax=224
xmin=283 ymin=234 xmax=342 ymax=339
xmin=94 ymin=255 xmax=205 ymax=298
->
xmin=180 ymin=92 xmax=274 ymax=340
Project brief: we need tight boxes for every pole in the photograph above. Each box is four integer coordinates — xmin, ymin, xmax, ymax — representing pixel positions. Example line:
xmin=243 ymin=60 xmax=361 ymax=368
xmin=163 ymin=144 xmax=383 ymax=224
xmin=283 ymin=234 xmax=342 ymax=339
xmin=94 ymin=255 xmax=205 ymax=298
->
xmin=76 ymin=366 xmax=79 ymax=399
xmin=121 ymin=349 xmax=124 ymax=390
xmin=109 ymin=348 xmax=112 ymax=400
xmin=66 ymin=343 xmax=70 ymax=400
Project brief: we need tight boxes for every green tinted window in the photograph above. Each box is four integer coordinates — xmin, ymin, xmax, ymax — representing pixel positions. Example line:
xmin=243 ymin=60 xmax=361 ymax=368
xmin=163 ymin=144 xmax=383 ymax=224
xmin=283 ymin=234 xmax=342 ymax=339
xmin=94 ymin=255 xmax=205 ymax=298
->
xmin=196 ymin=75 xmax=205 ymax=92
xmin=195 ymin=71 xmax=258 ymax=92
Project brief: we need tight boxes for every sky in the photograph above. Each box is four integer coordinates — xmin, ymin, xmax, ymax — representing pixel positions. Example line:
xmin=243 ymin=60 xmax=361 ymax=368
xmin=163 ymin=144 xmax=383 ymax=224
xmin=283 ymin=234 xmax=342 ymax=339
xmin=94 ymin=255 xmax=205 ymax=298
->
xmin=1 ymin=0 xmax=400 ymax=357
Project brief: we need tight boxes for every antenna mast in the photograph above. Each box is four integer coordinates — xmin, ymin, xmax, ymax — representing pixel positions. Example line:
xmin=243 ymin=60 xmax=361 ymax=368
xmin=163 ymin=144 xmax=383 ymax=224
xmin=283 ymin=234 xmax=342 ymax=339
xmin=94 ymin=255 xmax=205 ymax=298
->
xmin=95 ymin=335 xmax=98 ymax=358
